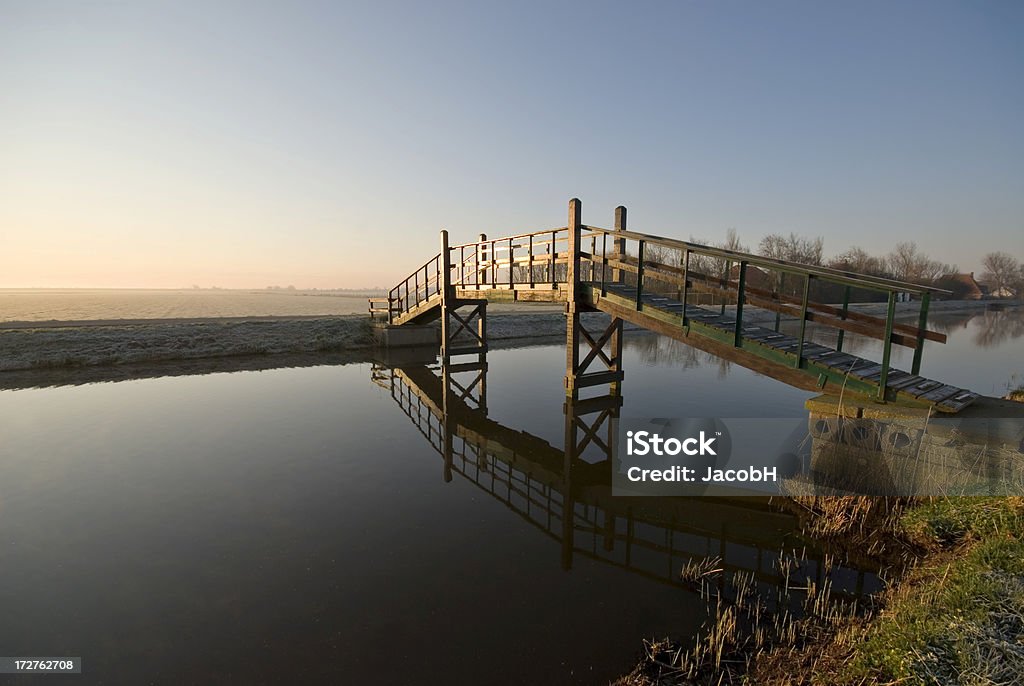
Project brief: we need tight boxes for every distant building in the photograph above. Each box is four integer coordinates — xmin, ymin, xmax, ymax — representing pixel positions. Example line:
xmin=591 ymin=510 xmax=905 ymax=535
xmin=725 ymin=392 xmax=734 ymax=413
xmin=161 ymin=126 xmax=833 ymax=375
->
xmin=934 ymin=272 xmax=984 ymax=300
xmin=727 ymin=264 xmax=774 ymax=290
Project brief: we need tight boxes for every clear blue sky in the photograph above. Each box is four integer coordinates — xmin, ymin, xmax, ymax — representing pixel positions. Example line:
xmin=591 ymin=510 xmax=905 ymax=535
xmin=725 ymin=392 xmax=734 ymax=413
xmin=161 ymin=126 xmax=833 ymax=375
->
xmin=2 ymin=0 xmax=1022 ymax=288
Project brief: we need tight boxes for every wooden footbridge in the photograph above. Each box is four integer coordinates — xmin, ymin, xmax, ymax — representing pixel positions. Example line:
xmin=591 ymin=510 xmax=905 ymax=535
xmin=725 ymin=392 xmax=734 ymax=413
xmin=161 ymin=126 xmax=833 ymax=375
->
xmin=370 ymin=199 xmax=978 ymax=413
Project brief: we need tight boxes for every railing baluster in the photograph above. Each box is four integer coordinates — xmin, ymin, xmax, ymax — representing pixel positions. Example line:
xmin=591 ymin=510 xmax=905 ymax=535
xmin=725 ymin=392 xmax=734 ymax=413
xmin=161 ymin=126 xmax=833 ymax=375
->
xmin=477 ymin=234 xmax=486 ymax=289
xmin=550 ymin=231 xmax=556 ymax=286
xmin=734 ymin=261 xmax=747 ymax=347
xmin=600 ymin=232 xmax=608 ymax=295
xmin=680 ymin=249 xmax=689 ymax=326
xmin=721 ymin=259 xmax=731 ymax=315
xmin=528 ymin=234 xmax=535 ymax=288
xmin=795 ymin=274 xmax=811 ymax=367
xmin=414 ymin=270 xmax=420 ymax=305
xmin=635 ymin=239 xmax=645 ymax=311
xmin=774 ymin=272 xmax=784 ymax=332
xmin=878 ymin=291 xmax=897 ymax=400
xmin=911 ymin=292 xmax=930 ymax=375
xmin=509 ymin=237 xmax=514 ymax=288
xmin=836 ymin=285 xmax=850 ymax=352
xmin=590 ymin=235 xmax=597 ymax=282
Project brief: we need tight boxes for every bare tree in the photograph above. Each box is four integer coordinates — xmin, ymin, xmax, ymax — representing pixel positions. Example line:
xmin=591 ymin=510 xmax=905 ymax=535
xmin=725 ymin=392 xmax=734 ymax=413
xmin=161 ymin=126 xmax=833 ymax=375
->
xmin=829 ymin=246 xmax=886 ymax=276
xmin=756 ymin=233 xmax=825 ymax=298
xmin=886 ymin=242 xmax=950 ymax=284
xmin=758 ymin=233 xmax=824 ymax=266
xmin=720 ymin=228 xmax=746 ymax=253
xmin=686 ymin=235 xmax=717 ymax=277
xmin=980 ymin=251 xmax=1020 ymax=296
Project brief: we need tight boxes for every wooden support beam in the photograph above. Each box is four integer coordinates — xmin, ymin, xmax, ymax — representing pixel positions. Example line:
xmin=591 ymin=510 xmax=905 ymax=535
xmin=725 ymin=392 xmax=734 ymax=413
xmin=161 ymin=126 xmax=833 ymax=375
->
xmin=440 ymin=229 xmax=451 ymax=365
xmin=574 ymin=370 xmax=625 ymax=388
xmin=565 ymin=199 xmax=582 ymax=398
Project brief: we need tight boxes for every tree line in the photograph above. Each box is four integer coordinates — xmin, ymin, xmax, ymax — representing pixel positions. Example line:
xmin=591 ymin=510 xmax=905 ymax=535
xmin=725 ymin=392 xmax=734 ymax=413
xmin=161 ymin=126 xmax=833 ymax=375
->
xmin=680 ymin=230 xmax=1023 ymax=302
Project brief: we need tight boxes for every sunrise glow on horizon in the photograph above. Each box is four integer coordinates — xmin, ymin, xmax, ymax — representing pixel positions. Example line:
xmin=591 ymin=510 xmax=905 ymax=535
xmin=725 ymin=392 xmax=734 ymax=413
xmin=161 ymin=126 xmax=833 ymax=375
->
xmin=3 ymin=1 xmax=1022 ymax=290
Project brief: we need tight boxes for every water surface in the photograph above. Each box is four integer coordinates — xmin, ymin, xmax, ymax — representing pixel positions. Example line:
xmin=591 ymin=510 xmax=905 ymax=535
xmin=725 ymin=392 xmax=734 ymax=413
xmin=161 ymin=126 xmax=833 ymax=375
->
xmin=1 ymin=306 xmax=1020 ymax=684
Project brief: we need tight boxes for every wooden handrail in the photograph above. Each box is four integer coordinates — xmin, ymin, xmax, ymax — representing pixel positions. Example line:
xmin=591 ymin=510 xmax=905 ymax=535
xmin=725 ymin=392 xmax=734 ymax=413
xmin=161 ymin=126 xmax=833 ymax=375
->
xmin=582 ymin=226 xmax=950 ymax=295
xmin=597 ymin=253 xmax=945 ymax=342
xmin=448 ymin=226 xmax=569 ymax=249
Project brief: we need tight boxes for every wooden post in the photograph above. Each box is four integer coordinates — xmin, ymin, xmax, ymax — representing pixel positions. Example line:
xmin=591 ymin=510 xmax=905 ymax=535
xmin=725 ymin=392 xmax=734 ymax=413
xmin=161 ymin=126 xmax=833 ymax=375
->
xmin=911 ymin=292 xmax=930 ymax=375
xmin=440 ymin=229 xmax=452 ymax=366
xmin=585 ymin=234 xmax=592 ymax=282
xmin=561 ymin=404 xmax=576 ymax=571
xmin=680 ymin=249 xmax=690 ymax=326
xmin=635 ymin=239 xmax=645 ymax=311
xmin=600 ymin=232 xmax=608 ymax=295
xmin=550 ymin=230 xmax=557 ymax=287
xmin=478 ymin=233 xmax=487 ymax=288
xmin=721 ymin=259 xmax=731 ymax=315
xmin=528 ymin=234 xmax=535 ymax=288
xmin=878 ymin=291 xmax=897 ymax=400
xmin=612 ymin=206 xmax=626 ymax=285
xmin=836 ymin=285 xmax=850 ymax=352
xmin=477 ymin=306 xmax=488 ymax=413
xmin=441 ymin=362 xmax=454 ymax=483
xmin=567 ymin=199 xmax=582 ymax=300
xmin=774 ymin=272 xmax=784 ymax=332
xmin=565 ymin=199 xmax=582 ymax=399
xmin=795 ymin=274 xmax=811 ymax=368
xmin=610 ymin=316 xmax=624 ymax=396
xmin=734 ymin=261 xmax=747 ymax=347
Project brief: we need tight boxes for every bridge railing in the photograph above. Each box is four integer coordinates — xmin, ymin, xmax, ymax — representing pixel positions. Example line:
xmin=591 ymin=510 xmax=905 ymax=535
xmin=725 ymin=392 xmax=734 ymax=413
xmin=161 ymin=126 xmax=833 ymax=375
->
xmin=379 ymin=227 xmax=578 ymax=322
xmin=448 ymin=227 xmax=574 ymax=290
xmin=376 ymin=202 xmax=952 ymax=388
xmin=374 ymin=251 xmax=444 ymax=322
xmin=578 ymin=224 xmax=951 ymax=381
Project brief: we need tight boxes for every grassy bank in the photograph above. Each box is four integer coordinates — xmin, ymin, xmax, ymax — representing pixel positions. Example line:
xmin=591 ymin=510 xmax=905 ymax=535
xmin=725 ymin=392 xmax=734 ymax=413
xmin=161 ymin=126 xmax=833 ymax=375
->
xmin=616 ymin=495 xmax=1024 ymax=685
xmin=824 ymin=496 xmax=1024 ymax=684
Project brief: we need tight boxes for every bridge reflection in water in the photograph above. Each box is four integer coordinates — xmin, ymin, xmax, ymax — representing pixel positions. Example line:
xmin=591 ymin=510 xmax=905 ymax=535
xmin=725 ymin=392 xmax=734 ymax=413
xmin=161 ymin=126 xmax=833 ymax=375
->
xmin=371 ymin=350 xmax=878 ymax=603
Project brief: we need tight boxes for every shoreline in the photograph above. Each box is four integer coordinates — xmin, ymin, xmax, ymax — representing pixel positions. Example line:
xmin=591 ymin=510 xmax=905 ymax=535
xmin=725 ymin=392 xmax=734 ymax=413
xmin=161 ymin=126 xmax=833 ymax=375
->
xmin=616 ymin=495 xmax=1024 ymax=685
xmin=0 ymin=300 xmax=1015 ymax=375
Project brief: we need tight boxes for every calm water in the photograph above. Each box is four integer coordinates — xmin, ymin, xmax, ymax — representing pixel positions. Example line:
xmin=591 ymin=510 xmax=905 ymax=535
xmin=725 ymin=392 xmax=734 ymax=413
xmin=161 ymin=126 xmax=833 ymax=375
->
xmin=0 ymin=307 xmax=1020 ymax=684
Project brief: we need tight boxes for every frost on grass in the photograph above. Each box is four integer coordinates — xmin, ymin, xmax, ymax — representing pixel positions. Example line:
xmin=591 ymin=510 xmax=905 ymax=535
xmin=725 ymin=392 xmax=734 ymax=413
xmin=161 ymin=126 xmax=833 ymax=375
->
xmin=0 ymin=312 xmax=627 ymax=372
xmin=0 ymin=318 xmax=376 ymax=371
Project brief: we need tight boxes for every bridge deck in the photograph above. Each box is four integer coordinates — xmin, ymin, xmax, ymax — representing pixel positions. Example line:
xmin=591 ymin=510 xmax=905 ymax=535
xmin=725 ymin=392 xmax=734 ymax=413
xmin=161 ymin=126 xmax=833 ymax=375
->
xmin=591 ymin=282 xmax=979 ymax=413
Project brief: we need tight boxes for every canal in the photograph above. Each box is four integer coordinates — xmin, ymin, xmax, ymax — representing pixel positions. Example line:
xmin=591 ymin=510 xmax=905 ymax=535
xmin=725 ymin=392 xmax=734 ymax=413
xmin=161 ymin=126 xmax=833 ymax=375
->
xmin=0 ymin=306 xmax=1020 ymax=684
